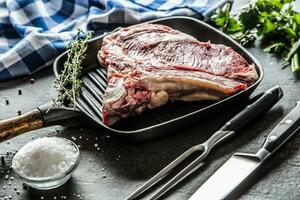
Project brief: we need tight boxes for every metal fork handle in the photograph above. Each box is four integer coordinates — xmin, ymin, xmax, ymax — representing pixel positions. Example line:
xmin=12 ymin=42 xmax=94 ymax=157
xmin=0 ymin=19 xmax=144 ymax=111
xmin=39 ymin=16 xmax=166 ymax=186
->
xmin=126 ymin=145 xmax=203 ymax=200
xmin=149 ymin=156 xmax=206 ymax=200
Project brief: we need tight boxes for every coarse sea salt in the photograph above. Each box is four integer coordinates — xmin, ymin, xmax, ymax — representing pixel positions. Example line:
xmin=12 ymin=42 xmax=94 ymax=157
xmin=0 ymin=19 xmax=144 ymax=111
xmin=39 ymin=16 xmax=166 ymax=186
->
xmin=12 ymin=137 xmax=78 ymax=178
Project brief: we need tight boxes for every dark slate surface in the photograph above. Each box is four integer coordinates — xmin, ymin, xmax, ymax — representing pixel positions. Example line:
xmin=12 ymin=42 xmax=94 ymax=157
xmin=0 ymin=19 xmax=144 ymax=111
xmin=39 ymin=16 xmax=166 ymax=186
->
xmin=1 ymin=1 xmax=300 ymax=200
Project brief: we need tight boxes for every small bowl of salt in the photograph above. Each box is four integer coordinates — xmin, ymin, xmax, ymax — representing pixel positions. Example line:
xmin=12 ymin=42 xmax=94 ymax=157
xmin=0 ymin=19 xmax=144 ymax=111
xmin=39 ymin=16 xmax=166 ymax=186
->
xmin=12 ymin=137 xmax=80 ymax=190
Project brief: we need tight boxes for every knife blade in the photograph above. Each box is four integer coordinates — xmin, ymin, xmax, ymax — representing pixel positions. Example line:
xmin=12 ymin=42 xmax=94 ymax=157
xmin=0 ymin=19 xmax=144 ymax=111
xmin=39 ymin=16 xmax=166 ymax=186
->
xmin=189 ymin=101 xmax=300 ymax=200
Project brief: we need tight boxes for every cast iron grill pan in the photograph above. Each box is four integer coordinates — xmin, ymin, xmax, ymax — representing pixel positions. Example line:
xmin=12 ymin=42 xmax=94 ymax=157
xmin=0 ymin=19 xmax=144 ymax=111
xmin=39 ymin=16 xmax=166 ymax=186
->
xmin=0 ymin=16 xmax=263 ymax=143
xmin=54 ymin=16 xmax=263 ymax=142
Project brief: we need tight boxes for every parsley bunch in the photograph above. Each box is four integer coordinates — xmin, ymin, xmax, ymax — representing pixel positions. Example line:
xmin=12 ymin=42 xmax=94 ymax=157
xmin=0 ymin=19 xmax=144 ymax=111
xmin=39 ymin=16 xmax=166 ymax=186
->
xmin=211 ymin=0 xmax=300 ymax=72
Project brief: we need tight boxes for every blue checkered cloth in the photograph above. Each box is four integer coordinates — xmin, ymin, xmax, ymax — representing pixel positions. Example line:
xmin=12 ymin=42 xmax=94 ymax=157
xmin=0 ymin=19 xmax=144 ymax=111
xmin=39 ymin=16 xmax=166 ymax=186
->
xmin=0 ymin=0 xmax=229 ymax=81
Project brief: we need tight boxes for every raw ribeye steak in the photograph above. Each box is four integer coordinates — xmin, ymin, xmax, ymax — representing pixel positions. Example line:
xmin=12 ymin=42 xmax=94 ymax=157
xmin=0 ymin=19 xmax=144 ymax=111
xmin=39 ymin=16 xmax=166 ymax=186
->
xmin=98 ymin=23 xmax=258 ymax=126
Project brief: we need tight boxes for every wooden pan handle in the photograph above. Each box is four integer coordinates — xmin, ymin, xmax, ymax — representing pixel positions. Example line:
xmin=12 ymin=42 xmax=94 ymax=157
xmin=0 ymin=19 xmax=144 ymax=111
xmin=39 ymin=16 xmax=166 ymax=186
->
xmin=0 ymin=109 xmax=44 ymax=142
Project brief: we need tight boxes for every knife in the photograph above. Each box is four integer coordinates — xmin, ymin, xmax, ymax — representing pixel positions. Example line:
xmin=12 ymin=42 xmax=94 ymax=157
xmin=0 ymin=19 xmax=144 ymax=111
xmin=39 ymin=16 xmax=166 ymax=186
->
xmin=189 ymin=101 xmax=300 ymax=200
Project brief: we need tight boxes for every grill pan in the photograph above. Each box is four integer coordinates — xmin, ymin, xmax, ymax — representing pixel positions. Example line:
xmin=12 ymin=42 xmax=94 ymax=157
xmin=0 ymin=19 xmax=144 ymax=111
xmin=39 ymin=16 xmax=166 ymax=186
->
xmin=0 ymin=16 xmax=263 ymax=143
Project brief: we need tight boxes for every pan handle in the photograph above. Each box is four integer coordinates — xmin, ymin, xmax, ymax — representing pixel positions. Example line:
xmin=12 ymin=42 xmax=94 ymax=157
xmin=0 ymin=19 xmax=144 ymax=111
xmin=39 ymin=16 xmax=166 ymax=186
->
xmin=0 ymin=109 xmax=44 ymax=142
xmin=0 ymin=103 xmax=82 ymax=143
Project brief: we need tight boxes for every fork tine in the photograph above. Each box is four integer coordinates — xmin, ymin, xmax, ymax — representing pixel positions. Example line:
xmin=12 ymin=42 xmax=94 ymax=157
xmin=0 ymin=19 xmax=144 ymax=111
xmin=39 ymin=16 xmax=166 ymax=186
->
xmin=127 ymin=145 xmax=202 ymax=200
xmin=149 ymin=157 xmax=205 ymax=200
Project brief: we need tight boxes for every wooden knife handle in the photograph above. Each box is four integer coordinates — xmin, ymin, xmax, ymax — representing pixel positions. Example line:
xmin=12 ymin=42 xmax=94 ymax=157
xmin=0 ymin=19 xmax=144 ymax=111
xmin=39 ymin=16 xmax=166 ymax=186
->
xmin=0 ymin=109 xmax=44 ymax=142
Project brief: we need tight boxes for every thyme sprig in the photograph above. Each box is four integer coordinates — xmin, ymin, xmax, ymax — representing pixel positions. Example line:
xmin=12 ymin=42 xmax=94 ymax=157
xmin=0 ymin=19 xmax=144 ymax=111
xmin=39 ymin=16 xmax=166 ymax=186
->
xmin=51 ymin=29 xmax=92 ymax=109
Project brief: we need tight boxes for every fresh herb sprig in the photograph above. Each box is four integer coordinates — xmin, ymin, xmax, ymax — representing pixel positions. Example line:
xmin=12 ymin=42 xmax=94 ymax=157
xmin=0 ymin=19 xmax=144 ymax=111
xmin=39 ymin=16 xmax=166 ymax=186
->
xmin=51 ymin=29 xmax=92 ymax=109
xmin=211 ymin=0 xmax=300 ymax=72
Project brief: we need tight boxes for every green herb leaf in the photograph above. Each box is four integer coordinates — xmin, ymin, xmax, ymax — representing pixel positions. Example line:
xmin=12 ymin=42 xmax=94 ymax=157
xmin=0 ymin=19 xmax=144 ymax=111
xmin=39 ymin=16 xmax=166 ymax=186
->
xmin=284 ymin=27 xmax=297 ymax=39
xmin=230 ymin=30 xmax=256 ymax=46
xmin=294 ymin=13 xmax=300 ymax=25
xmin=262 ymin=19 xmax=276 ymax=35
xmin=211 ymin=3 xmax=231 ymax=27
xmin=211 ymin=0 xmax=299 ymax=73
xmin=256 ymin=0 xmax=284 ymax=12
xmin=239 ymin=5 xmax=259 ymax=30
xmin=226 ymin=18 xmax=243 ymax=33
xmin=291 ymin=53 xmax=300 ymax=72
xmin=263 ymin=42 xmax=285 ymax=53
xmin=284 ymin=38 xmax=300 ymax=65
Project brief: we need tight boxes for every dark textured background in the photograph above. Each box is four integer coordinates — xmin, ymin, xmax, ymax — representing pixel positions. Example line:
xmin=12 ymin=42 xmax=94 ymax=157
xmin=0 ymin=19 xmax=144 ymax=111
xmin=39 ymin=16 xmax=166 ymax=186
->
xmin=1 ymin=1 xmax=300 ymax=199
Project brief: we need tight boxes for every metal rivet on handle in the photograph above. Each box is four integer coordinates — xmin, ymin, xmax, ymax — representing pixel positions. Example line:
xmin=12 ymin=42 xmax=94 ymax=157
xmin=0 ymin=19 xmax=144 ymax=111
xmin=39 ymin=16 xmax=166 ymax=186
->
xmin=285 ymin=119 xmax=292 ymax=124
xmin=270 ymin=135 xmax=277 ymax=141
